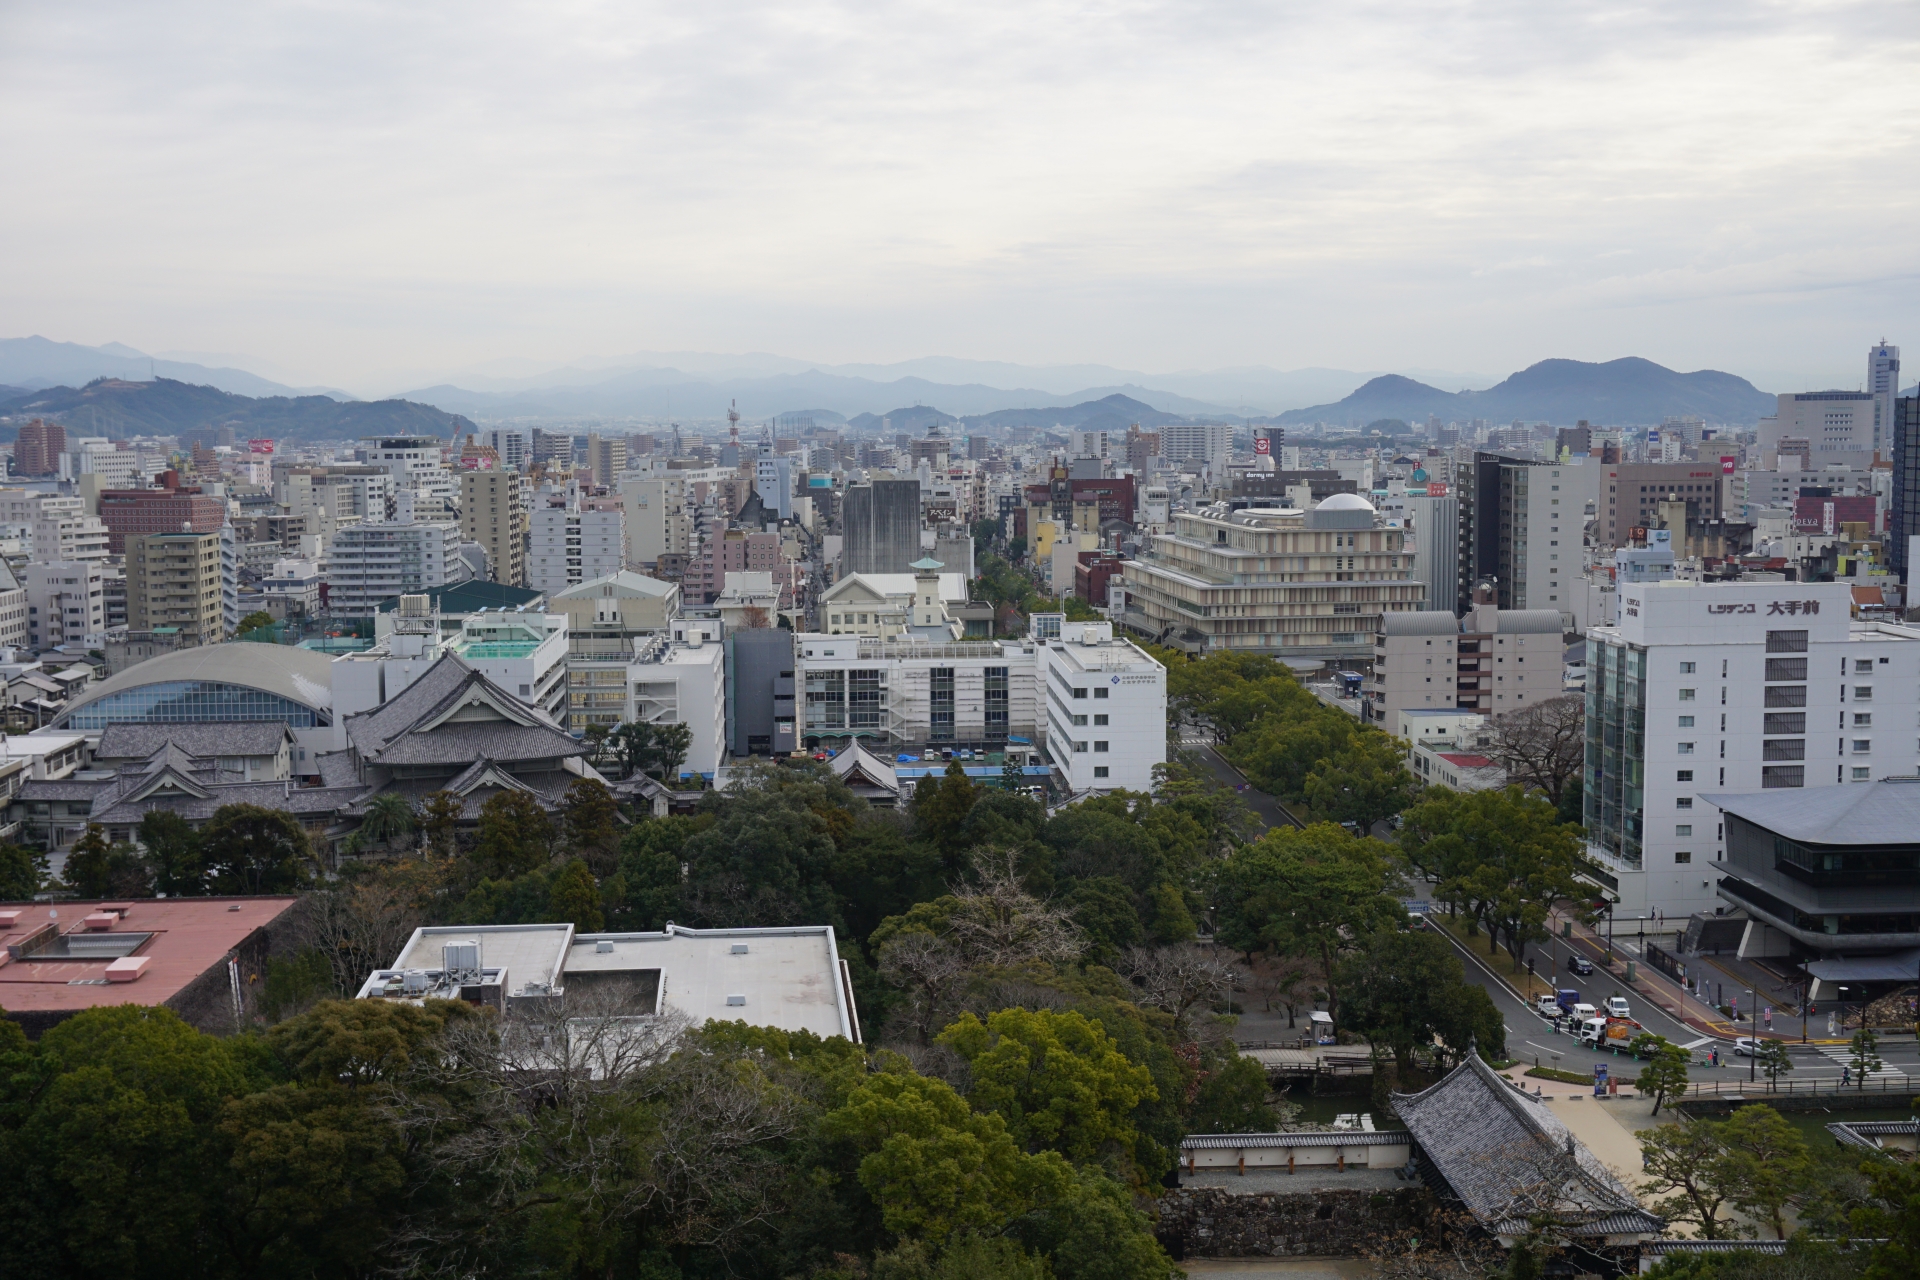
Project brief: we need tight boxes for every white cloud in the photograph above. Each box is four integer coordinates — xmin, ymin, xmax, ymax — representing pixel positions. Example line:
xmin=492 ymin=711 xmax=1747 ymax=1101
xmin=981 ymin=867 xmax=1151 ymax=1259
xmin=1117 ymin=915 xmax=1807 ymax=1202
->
xmin=1 ymin=0 xmax=1916 ymax=391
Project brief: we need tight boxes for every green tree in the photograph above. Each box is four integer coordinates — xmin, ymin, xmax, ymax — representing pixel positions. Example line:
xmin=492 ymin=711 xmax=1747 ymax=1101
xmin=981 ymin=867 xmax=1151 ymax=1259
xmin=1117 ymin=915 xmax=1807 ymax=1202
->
xmin=418 ymin=788 xmax=465 ymax=858
xmin=138 ymin=808 xmax=207 ymax=895
xmin=1339 ymin=926 xmax=1503 ymax=1071
xmin=1555 ymin=775 xmax=1584 ymax=827
xmin=606 ymin=720 xmax=694 ymax=781
xmin=545 ymin=858 xmax=605 ymax=931
xmin=1630 ymin=1035 xmax=1691 ymax=1115
xmin=677 ymin=765 xmax=849 ymax=928
xmin=473 ymin=789 xmax=552 ymax=879
xmin=1064 ymin=877 xmax=1144 ymax=964
xmin=1000 ymin=751 xmax=1026 ymax=794
xmin=820 ymin=1068 xmax=1074 ymax=1247
xmin=936 ymin=1007 xmax=1157 ymax=1167
xmin=199 ymin=803 xmax=315 ymax=893
xmin=1638 ymin=1118 xmax=1737 ymax=1239
xmin=1398 ymin=786 xmax=1586 ymax=971
xmin=1855 ymin=1158 xmax=1920 ymax=1279
xmin=1186 ymin=1048 xmax=1282 ymax=1134
xmin=353 ymin=792 xmax=415 ymax=855
xmin=560 ymin=776 xmax=620 ymax=873
xmin=1215 ymin=823 xmax=1402 ymax=1027
xmin=61 ymin=823 xmax=154 ymax=897
xmin=1850 ymin=1028 xmax=1884 ymax=1089
xmin=1721 ymin=1104 xmax=1812 ymax=1239
xmin=235 ymin=609 xmax=275 ymax=635
xmin=1756 ymin=1038 xmax=1794 ymax=1092
xmin=0 ymin=840 xmax=47 ymax=900
xmin=1302 ymin=730 xmax=1421 ymax=829
xmin=912 ymin=760 xmax=982 ymax=858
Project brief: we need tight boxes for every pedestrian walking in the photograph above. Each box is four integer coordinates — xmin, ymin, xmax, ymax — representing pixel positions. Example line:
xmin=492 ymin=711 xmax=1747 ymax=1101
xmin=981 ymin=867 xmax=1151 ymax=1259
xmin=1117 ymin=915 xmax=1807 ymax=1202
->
xmin=1843 ymin=1065 xmax=1852 ymax=1086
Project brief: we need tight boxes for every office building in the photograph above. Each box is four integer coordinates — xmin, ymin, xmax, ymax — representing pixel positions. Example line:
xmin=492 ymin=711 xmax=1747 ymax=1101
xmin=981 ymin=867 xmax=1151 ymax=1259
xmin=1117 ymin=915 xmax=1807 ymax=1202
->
xmin=460 ymin=469 xmax=528 ymax=587
xmin=1402 ymin=492 xmax=1459 ymax=623
xmin=1583 ymin=579 xmax=1920 ymax=919
xmin=96 ymin=482 xmax=226 ymax=555
xmin=23 ymin=561 xmax=107 ymax=651
xmin=0 ymin=562 xmax=27 ymax=651
xmin=754 ymin=454 xmax=795 ymax=521
xmin=619 ymin=475 xmax=693 ymax=569
xmin=126 ymin=531 xmax=224 ymax=645
xmin=532 ymin=429 xmax=574 ymax=467
xmin=484 ymin=427 xmax=531 ymax=472
xmin=1035 ymin=620 xmax=1166 ymax=793
xmin=1119 ymin=494 xmax=1425 ymax=661
xmin=1593 ymin=461 xmax=1726 ymax=549
xmin=841 ymin=480 xmax=922 ymax=575
xmin=326 ymin=520 xmax=454 ymax=617
xmin=795 ymin=631 xmax=1037 ymax=756
xmin=726 ymin=626 xmax=795 ymax=758
xmin=13 ymin=419 xmax=64 ymax=477
xmin=1890 ymin=395 xmax=1920 ymax=583
xmin=1760 ymin=392 xmax=1878 ymax=467
xmin=1368 ymin=594 xmax=1563 ymax=727
xmin=1708 ymin=782 xmax=1920 ymax=983
xmin=1869 ymin=340 xmax=1901 ymax=455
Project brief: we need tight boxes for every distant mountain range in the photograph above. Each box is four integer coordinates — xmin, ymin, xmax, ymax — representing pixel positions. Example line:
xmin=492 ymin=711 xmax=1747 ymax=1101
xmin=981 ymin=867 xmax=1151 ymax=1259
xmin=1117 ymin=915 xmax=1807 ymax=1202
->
xmin=845 ymin=394 xmax=1186 ymax=436
xmin=0 ymin=336 xmax=353 ymax=399
xmin=0 ymin=378 xmax=473 ymax=442
xmin=1276 ymin=358 xmax=1778 ymax=426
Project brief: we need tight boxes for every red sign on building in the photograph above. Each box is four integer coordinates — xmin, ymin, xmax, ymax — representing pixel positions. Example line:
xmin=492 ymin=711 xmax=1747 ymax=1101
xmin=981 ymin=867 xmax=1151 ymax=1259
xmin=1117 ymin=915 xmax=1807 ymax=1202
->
xmin=249 ymin=439 xmax=275 ymax=455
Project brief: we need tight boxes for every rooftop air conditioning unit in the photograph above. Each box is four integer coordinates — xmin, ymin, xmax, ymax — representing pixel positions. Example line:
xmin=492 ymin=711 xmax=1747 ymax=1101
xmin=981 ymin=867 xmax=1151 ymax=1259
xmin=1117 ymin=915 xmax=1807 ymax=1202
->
xmin=443 ymin=941 xmax=482 ymax=984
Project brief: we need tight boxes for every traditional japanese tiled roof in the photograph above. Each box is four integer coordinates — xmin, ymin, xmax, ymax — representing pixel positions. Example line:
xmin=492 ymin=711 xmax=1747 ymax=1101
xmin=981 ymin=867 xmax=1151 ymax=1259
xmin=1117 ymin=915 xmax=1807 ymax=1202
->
xmin=95 ymin=722 xmax=293 ymax=761
xmin=1391 ymin=1053 xmax=1662 ymax=1238
xmin=343 ymin=652 xmax=583 ymax=768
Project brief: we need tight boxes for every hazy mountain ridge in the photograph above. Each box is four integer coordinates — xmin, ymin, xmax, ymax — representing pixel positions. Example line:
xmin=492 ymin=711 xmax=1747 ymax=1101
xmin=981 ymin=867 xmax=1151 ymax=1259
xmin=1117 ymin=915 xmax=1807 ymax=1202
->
xmin=0 ymin=378 xmax=474 ymax=442
xmin=0 ymin=336 xmax=353 ymax=400
xmin=1276 ymin=357 xmax=1778 ymax=425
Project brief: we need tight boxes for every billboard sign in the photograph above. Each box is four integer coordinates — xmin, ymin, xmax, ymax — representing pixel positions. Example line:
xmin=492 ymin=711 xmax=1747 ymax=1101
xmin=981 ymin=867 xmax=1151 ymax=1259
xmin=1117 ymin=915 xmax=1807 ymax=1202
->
xmin=248 ymin=439 xmax=275 ymax=455
xmin=1253 ymin=436 xmax=1270 ymax=456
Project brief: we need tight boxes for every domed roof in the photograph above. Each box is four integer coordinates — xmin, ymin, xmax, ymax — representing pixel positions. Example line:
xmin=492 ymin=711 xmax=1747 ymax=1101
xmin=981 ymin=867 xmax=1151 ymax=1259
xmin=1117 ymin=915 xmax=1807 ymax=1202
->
xmin=1317 ymin=492 xmax=1375 ymax=512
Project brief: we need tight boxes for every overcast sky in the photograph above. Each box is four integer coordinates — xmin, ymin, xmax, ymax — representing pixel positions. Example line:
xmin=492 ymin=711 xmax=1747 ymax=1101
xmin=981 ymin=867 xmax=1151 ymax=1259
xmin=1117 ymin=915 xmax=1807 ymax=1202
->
xmin=3 ymin=1 xmax=1917 ymax=395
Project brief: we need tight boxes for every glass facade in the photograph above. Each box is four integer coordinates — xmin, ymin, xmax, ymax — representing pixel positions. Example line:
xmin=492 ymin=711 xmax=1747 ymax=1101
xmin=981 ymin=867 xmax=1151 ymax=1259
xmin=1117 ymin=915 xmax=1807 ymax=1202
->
xmin=64 ymin=680 xmax=324 ymax=730
xmin=1584 ymin=637 xmax=1645 ymax=867
xmin=984 ymin=666 xmax=1009 ymax=738
xmin=930 ymin=667 xmax=955 ymax=740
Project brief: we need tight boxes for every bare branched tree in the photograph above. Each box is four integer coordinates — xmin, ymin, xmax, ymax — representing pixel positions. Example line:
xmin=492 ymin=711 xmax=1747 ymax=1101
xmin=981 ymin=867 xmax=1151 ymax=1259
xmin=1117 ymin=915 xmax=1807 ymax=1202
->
xmin=296 ymin=867 xmax=444 ymax=998
xmin=1484 ymin=694 xmax=1585 ymax=806
xmin=1117 ymin=944 xmax=1239 ymax=1038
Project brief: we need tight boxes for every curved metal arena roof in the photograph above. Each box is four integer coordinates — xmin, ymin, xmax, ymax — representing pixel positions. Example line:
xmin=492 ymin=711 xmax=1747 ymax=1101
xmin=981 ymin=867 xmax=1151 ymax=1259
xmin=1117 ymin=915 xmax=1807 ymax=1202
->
xmin=56 ymin=642 xmax=336 ymax=727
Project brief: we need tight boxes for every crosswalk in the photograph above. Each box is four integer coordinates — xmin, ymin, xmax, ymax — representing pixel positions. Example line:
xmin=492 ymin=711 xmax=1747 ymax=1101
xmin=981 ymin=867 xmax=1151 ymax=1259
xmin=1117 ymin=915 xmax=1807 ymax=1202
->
xmin=1813 ymin=1042 xmax=1909 ymax=1080
xmin=1178 ymin=732 xmax=1215 ymax=747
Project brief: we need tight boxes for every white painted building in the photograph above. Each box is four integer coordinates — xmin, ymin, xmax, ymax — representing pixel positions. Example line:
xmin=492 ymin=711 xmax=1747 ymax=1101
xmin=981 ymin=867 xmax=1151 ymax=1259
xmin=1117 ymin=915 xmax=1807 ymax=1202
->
xmin=324 ymin=519 xmax=453 ymax=617
xmin=624 ymin=633 xmax=726 ymax=777
xmin=619 ymin=475 xmax=693 ymax=568
xmin=1035 ymin=620 xmax=1167 ymax=793
xmin=794 ymin=633 xmax=1039 ymax=755
xmin=530 ymin=499 xmax=626 ymax=595
xmin=23 ymin=561 xmax=106 ymax=650
xmin=1583 ymin=579 xmax=1920 ymax=920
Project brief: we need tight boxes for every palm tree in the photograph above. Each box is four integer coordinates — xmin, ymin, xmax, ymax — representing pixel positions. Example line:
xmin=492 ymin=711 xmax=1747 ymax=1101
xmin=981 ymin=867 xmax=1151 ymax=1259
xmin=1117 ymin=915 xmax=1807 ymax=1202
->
xmin=355 ymin=793 xmax=417 ymax=856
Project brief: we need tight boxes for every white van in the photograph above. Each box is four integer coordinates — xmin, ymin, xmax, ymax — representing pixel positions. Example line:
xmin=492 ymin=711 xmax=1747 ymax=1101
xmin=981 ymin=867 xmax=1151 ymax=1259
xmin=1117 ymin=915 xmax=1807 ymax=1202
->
xmin=1606 ymin=996 xmax=1631 ymax=1019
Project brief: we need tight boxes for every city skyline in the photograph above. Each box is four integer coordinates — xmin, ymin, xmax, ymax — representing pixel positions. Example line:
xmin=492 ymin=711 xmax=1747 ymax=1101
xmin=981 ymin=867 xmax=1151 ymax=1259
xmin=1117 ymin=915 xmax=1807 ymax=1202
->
xmin=3 ymin=3 xmax=1917 ymax=393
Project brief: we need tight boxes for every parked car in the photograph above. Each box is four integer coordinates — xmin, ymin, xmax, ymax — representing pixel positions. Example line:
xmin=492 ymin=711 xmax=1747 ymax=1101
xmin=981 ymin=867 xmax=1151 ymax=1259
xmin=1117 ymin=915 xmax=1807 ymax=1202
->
xmin=1568 ymin=954 xmax=1595 ymax=976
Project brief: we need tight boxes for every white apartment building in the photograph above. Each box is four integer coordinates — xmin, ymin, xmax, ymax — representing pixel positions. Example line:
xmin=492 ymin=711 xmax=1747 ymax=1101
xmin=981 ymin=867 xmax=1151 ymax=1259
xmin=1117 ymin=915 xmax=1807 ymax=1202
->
xmin=1158 ymin=422 xmax=1234 ymax=465
xmin=0 ymin=491 xmax=113 ymax=564
xmin=795 ymin=632 xmax=1039 ymax=754
xmin=619 ymin=475 xmax=693 ymax=567
xmin=325 ymin=519 xmax=453 ymax=617
xmin=1036 ymin=621 xmax=1167 ymax=793
xmin=484 ymin=427 xmax=531 ymax=472
xmin=530 ymin=500 xmax=626 ymax=595
xmin=331 ymin=605 xmax=571 ymax=736
xmin=623 ymin=634 xmax=726 ymax=776
xmin=24 ymin=561 xmax=106 ymax=650
xmin=1583 ymin=579 xmax=1920 ymax=920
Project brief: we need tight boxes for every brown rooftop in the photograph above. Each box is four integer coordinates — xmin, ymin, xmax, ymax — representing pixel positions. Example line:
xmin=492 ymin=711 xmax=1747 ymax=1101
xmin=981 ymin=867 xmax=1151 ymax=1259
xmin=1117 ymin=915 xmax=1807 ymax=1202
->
xmin=0 ymin=897 xmax=299 ymax=1018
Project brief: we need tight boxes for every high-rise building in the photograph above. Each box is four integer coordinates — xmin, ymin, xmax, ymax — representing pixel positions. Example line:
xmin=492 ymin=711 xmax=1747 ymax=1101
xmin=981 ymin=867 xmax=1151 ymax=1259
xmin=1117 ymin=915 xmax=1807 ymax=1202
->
xmin=97 ymin=482 xmax=226 ymax=554
xmin=1759 ymin=391 xmax=1877 ymax=465
xmin=531 ymin=429 xmax=574 ymax=467
xmin=840 ymin=480 xmax=921 ymax=575
xmin=127 ymin=531 xmax=224 ymax=645
xmin=1583 ymin=579 xmax=1920 ymax=919
xmin=1593 ymin=461 xmax=1725 ymax=549
xmin=1890 ymin=395 xmax=1920 ymax=584
xmin=1869 ymin=340 xmax=1901 ymax=454
xmin=529 ymin=498 xmax=625 ymax=595
xmin=586 ymin=433 xmax=627 ymax=486
xmin=1157 ymin=422 xmax=1233 ymax=466
xmin=326 ymin=521 xmax=454 ymax=617
xmin=23 ymin=561 xmax=105 ymax=650
xmin=484 ymin=427 xmax=531 ymax=472
xmin=1402 ymin=492 xmax=1459 ymax=619
xmin=619 ymin=475 xmax=692 ymax=568
xmin=460 ymin=469 xmax=528 ymax=587
xmin=14 ymin=419 xmax=64 ymax=477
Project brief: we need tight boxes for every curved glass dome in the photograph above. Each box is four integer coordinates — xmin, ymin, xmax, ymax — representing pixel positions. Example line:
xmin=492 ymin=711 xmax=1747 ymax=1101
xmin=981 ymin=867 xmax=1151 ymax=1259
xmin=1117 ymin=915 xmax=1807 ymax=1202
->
xmin=62 ymin=680 xmax=324 ymax=730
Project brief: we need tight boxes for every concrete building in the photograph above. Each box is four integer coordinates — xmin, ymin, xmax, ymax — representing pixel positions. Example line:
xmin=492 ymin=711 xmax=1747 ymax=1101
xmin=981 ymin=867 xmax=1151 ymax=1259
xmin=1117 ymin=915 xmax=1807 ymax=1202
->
xmin=841 ymin=480 xmax=922 ymax=576
xmin=795 ymin=632 xmax=1038 ymax=755
xmin=586 ymin=433 xmax=627 ymax=486
xmin=818 ymin=570 xmax=968 ymax=639
xmin=1869 ymin=341 xmax=1901 ymax=456
xmin=13 ymin=418 xmax=64 ymax=477
xmin=1760 ymin=392 xmax=1878 ymax=468
xmin=619 ymin=474 xmax=693 ymax=569
xmin=258 ymin=556 xmax=325 ymax=620
xmin=1035 ymin=620 xmax=1166 ymax=793
xmin=484 ymin=427 xmax=531 ymax=472
xmin=551 ymin=571 xmax=680 ymax=655
xmin=1120 ymin=494 xmax=1425 ymax=661
xmin=684 ymin=527 xmax=782 ymax=606
xmin=582 ymin=631 xmax=726 ymax=773
xmin=1401 ymin=492 xmax=1458 ymax=623
xmin=727 ymin=626 xmax=796 ymax=758
xmin=26 ymin=495 xmax=110 ymax=563
xmin=460 ymin=468 xmax=528 ymax=587
xmin=754 ymin=454 xmax=795 ymax=521
xmin=23 ymin=561 xmax=106 ymax=651
xmin=1367 ymin=598 xmax=1562 ymax=726
xmin=0 ymin=562 xmax=28 ymax=652
xmin=1594 ymin=461 xmax=1728 ymax=549
xmin=1158 ymin=422 xmax=1234 ymax=466
xmin=96 ymin=482 xmax=226 ymax=554
xmin=1583 ymin=579 xmax=1920 ymax=919
xmin=325 ymin=519 xmax=454 ymax=618
xmin=530 ymin=496 xmax=625 ymax=596
xmin=127 ymin=530 xmax=224 ymax=645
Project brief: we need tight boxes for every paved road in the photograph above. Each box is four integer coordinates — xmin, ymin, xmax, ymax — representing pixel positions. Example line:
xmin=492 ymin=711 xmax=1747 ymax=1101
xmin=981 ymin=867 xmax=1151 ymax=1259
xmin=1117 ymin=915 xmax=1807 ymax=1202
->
xmin=1181 ymin=738 xmax=1302 ymax=831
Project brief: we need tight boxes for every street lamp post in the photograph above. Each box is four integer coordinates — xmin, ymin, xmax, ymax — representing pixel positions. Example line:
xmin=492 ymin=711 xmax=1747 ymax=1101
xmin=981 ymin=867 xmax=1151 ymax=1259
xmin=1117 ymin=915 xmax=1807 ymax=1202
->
xmin=1749 ymin=985 xmax=1757 ymax=1084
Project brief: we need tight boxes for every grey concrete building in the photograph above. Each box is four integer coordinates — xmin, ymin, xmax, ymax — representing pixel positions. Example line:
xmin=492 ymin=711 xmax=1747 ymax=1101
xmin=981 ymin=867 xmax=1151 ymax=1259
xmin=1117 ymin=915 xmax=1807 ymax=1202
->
xmin=841 ymin=480 xmax=921 ymax=576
